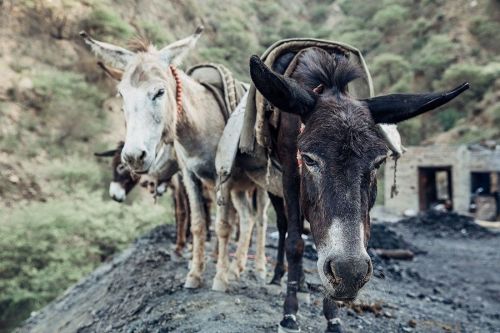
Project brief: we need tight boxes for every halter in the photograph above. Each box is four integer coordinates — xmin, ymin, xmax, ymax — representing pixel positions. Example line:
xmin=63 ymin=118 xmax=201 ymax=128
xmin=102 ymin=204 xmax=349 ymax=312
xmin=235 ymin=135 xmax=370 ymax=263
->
xmin=169 ymin=65 xmax=183 ymax=116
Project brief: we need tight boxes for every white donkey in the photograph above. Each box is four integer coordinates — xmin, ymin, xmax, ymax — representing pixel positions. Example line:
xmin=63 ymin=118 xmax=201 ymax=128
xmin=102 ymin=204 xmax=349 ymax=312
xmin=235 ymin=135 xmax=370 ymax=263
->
xmin=81 ymin=27 xmax=269 ymax=291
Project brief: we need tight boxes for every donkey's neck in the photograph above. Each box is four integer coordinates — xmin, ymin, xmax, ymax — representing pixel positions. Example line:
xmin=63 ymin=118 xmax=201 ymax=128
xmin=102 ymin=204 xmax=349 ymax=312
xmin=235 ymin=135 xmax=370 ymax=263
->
xmin=168 ymin=69 xmax=225 ymax=182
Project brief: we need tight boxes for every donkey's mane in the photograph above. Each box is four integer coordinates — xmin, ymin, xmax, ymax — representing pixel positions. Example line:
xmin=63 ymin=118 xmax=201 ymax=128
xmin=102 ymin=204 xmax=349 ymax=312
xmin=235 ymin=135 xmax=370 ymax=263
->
xmin=293 ymin=47 xmax=364 ymax=94
xmin=127 ymin=36 xmax=153 ymax=53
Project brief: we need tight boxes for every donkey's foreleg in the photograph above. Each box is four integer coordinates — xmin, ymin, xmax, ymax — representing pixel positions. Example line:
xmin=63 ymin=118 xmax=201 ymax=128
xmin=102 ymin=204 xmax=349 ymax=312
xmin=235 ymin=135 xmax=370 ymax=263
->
xmin=182 ymin=170 xmax=207 ymax=289
xmin=269 ymin=192 xmax=287 ymax=285
xmin=254 ymin=187 xmax=269 ymax=282
xmin=323 ymin=297 xmax=342 ymax=333
xmin=280 ymin=171 xmax=304 ymax=333
xmin=212 ymin=184 xmax=233 ymax=292
xmin=228 ymin=189 xmax=255 ymax=281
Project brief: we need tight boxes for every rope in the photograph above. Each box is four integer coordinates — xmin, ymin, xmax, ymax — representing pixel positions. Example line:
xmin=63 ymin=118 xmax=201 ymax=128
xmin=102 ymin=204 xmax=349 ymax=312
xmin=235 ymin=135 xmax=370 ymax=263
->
xmin=390 ymin=157 xmax=399 ymax=198
xmin=169 ymin=65 xmax=183 ymax=116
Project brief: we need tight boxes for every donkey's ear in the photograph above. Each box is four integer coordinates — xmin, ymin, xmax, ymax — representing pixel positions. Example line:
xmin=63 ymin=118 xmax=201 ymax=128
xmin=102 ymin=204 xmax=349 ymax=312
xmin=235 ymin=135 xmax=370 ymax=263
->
xmin=80 ymin=31 xmax=134 ymax=70
xmin=364 ymin=82 xmax=469 ymax=124
xmin=94 ymin=149 xmax=118 ymax=157
xmin=97 ymin=61 xmax=124 ymax=81
xmin=158 ymin=26 xmax=204 ymax=66
xmin=249 ymin=55 xmax=316 ymax=117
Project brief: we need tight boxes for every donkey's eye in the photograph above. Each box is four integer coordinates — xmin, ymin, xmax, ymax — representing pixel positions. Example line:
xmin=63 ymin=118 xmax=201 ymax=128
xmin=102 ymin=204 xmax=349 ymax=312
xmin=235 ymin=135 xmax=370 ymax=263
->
xmin=153 ymin=89 xmax=165 ymax=101
xmin=372 ymin=156 xmax=387 ymax=170
xmin=302 ymin=154 xmax=318 ymax=168
xmin=116 ymin=164 xmax=128 ymax=175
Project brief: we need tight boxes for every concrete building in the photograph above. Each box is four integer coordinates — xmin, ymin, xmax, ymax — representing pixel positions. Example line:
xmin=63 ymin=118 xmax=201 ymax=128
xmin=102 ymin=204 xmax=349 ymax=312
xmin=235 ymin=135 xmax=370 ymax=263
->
xmin=384 ymin=144 xmax=500 ymax=221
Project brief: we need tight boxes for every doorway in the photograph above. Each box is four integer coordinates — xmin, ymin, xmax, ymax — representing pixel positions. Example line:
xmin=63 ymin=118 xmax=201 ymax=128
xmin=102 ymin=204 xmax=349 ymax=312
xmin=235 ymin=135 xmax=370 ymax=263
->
xmin=418 ymin=166 xmax=453 ymax=211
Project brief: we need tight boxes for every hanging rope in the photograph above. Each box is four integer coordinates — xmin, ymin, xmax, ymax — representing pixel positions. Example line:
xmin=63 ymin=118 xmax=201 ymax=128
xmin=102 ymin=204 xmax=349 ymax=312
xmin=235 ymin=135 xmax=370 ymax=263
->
xmin=169 ymin=65 xmax=183 ymax=116
xmin=390 ymin=157 xmax=399 ymax=198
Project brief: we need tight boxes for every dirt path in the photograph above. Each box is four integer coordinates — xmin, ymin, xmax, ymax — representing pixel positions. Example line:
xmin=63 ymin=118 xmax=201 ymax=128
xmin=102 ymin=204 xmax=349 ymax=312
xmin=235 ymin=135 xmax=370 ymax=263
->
xmin=18 ymin=220 xmax=500 ymax=333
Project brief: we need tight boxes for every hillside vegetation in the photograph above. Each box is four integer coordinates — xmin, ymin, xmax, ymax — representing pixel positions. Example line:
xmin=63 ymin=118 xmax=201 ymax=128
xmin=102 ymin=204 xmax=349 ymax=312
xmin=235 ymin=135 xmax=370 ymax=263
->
xmin=0 ymin=0 xmax=498 ymax=331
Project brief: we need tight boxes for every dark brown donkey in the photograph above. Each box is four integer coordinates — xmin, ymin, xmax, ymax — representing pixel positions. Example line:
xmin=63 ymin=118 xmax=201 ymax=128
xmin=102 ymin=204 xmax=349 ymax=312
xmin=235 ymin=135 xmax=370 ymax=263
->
xmin=94 ymin=142 xmax=211 ymax=255
xmin=249 ymin=48 xmax=469 ymax=333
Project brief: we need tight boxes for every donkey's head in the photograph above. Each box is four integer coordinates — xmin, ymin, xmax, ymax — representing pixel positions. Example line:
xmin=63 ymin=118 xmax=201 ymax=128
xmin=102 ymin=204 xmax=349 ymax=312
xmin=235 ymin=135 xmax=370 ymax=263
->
xmin=95 ymin=141 xmax=140 ymax=202
xmin=250 ymin=48 xmax=468 ymax=300
xmin=82 ymin=27 xmax=203 ymax=173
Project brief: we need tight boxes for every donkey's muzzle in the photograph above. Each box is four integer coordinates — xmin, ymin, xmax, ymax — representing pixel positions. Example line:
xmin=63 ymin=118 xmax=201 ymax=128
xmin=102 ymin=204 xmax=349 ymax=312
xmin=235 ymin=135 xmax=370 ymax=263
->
xmin=121 ymin=147 xmax=148 ymax=172
xmin=324 ymin=254 xmax=372 ymax=299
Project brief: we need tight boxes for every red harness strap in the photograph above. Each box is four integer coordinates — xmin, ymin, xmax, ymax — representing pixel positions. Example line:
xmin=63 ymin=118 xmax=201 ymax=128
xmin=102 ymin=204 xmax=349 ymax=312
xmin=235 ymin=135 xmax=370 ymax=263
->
xmin=169 ymin=65 xmax=183 ymax=116
xmin=297 ymin=123 xmax=305 ymax=168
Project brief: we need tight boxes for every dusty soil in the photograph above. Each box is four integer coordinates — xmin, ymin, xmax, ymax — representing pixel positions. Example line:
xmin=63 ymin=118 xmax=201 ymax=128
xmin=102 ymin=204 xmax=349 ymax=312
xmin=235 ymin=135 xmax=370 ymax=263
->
xmin=18 ymin=216 xmax=500 ymax=333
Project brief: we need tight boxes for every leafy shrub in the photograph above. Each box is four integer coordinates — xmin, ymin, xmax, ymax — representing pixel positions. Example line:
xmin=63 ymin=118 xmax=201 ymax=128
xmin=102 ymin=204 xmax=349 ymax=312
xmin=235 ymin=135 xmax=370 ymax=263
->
xmin=398 ymin=118 xmax=423 ymax=145
xmin=339 ymin=29 xmax=382 ymax=53
xmin=414 ymin=35 xmax=458 ymax=81
xmin=311 ymin=4 xmax=331 ymax=23
xmin=439 ymin=62 xmax=500 ymax=101
xmin=469 ymin=16 xmax=500 ymax=51
xmin=32 ymin=70 xmax=106 ymax=154
xmin=435 ymin=108 xmax=464 ymax=131
xmin=138 ymin=21 xmax=173 ymax=46
xmin=0 ymin=190 xmax=172 ymax=331
xmin=81 ymin=6 xmax=134 ymax=40
xmin=337 ymin=0 xmax=380 ymax=19
xmin=40 ymin=156 xmax=104 ymax=193
xmin=371 ymin=53 xmax=411 ymax=93
xmin=372 ymin=5 xmax=409 ymax=31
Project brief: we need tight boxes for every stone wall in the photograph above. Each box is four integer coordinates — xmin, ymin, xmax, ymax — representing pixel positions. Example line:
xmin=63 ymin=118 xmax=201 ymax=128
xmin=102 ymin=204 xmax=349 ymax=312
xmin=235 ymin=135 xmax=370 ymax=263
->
xmin=384 ymin=145 xmax=500 ymax=215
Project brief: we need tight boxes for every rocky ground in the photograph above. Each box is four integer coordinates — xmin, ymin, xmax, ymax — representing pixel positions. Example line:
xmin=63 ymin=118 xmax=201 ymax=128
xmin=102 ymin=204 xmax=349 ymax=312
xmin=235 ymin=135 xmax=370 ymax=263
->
xmin=18 ymin=213 xmax=500 ymax=333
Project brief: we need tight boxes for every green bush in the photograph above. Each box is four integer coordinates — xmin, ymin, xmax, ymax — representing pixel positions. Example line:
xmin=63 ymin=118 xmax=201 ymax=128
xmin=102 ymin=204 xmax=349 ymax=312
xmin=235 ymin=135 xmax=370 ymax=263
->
xmin=398 ymin=117 xmax=423 ymax=145
xmin=414 ymin=35 xmax=458 ymax=81
xmin=372 ymin=5 xmax=409 ymax=31
xmin=469 ymin=16 xmax=500 ymax=51
xmin=40 ymin=156 xmax=104 ymax=193
xmin=311 ymin=4 xmax=331 ymax=23
xmin=371 ymin=53 xmax=411 ymax=93
xmin=138 ymin=21 xmax=173 ymax=46
xmin=0 ymin=190 xmax=172 ymax=331
xmin=81 ymin=6 xmax=134 ymax=40
xmin=440 ymin=62 xmax=500 ymax=102
xmin=32 ymin=69 xmax=106 ymax=154
xmin=435 ymin=108 xmax=464 ymax=131
xmin=337 ymin=0 xmax=380 ymax=19
xmin=339 ymin=29 xmax=382 ymax=52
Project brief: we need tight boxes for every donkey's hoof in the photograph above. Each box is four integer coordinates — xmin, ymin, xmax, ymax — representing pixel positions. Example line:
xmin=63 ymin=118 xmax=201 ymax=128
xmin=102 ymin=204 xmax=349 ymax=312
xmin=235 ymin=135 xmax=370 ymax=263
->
xmin=278 ymin=315 xmax=300 ymax=333
xmin=184 ymin=275 xmax=202 ymax=289
xmin=212 ymin=277 xmax=228 ymax=292
xmin=255 ymin=268 xmax=267 ymax=282
xmin=325 ymin=318 xmax=342 ymax=333
xmin=228 ymin=263 xmax=241 ymax=281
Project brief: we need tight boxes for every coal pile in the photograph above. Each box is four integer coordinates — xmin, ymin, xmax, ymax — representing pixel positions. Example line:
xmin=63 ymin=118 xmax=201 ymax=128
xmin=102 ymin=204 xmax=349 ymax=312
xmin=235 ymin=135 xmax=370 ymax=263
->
xmin=400 ymin=210 xmax=495 ymax=239
xmin=369 ymin=224 xmax=414 ymax=251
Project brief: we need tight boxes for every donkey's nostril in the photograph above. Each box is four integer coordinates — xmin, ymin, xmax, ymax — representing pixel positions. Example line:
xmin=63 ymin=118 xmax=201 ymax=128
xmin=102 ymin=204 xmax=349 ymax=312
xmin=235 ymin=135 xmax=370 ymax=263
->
xmin=139 ymin=150 xmax=147 ymax=161
xmin=324 ymin=259 xmax=341 ymax=285
xmin=364 ymin=259 xmax=373 ymax=281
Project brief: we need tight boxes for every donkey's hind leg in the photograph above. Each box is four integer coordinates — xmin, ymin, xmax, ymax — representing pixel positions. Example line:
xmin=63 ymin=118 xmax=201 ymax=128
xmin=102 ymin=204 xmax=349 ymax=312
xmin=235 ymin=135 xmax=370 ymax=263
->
xmin=212 ymin=184 xmax=234 ymax=292
xmin=228 ymin=189 xmax=255 ymax=281
xmin=254 ymin=187 xmax=269 ymax=282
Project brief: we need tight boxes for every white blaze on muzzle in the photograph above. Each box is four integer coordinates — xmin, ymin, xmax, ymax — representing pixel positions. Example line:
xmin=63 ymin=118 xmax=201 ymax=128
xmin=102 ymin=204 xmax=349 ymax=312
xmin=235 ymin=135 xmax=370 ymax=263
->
xmin=109 ymin=181 xmax=126 ymax=202
xmin=315 ymin=218 xmax=369 ymax=291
